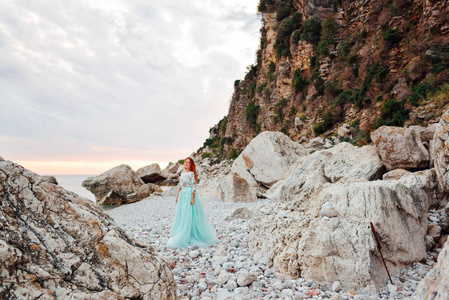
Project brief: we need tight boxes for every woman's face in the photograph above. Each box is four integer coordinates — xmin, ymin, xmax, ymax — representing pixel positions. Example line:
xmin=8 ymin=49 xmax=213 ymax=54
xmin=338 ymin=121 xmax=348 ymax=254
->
xmin=184 ymin=159 xmax=191 ymax=171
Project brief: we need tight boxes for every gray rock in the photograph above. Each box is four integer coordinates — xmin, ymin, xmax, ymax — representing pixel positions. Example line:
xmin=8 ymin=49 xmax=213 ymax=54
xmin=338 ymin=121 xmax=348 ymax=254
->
xmin=136 ymin=163 xmax=164 ymax=183
xmin=323 ymin=143 xmax=384 ymax=183
xmin=251 ymin=165 xmax=434 ymax=292
xmin=42 ymin=175 xmax=58 ymax=185
xmin=332 ymin=281 xmax=342 ymax=292
xmin=382 ymin=169 xmax=410 ymax=180
xmin=428 ymin=224 xmax=442 ymax=240
xmin=224 ymin=279 xmax=237 ymax=291
xmin=0 ymin=159 xmax=176 ymax=299
xmin=305 ymin=137 xmax=324 ymax=151
xmin=219 ymin=132 xmax=308 ymax=202
xmin=371 ymin=126 xmax=430 ymax=171
xmin=82 ymin=164 xmax=154 ymax=205
xmin=189 ymin=250 xmax=200 ymax=259
xmin=217 ymin=270 xmax=231 ymax=285
xmin=227 ymin=207 xmax=252 ymax=220
xmin=236 ymin=271 xmax=257 ymax=287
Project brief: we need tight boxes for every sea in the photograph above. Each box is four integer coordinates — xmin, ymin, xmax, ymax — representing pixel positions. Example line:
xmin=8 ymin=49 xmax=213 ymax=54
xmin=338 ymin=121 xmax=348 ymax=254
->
xmin=54 ymin=175 xmax=96 ymax=202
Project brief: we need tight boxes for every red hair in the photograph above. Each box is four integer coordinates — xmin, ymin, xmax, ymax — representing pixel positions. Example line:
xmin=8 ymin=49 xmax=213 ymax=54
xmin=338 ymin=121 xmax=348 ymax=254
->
xmin=185 ymin=157 xmax=198 ymax=183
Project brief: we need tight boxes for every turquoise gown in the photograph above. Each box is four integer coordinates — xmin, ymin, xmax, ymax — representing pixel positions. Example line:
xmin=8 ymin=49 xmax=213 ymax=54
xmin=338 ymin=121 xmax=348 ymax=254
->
xmin=167 ymin=172 xmax=218 ymax=248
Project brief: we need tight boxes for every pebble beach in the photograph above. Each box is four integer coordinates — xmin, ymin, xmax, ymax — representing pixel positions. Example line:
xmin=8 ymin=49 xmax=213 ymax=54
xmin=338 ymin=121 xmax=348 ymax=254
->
xmin=106 ymin=195 xmax=444 ymax=300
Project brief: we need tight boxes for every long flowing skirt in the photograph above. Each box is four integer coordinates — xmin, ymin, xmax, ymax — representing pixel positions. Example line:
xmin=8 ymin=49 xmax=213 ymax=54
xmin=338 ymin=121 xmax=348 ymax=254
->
xmin=167 ymin=186 xmax=218 ymax=248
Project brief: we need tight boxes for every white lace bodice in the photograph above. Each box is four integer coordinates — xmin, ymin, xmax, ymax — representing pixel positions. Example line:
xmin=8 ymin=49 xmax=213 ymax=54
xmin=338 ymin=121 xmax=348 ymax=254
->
xmin=179 ymin=172 xmax=197 ymax=192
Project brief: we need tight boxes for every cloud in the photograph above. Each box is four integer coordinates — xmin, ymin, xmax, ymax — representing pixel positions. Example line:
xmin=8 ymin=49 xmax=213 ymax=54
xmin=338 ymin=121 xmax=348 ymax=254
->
xmin=0 ymin=0 xmax=260 ymax=172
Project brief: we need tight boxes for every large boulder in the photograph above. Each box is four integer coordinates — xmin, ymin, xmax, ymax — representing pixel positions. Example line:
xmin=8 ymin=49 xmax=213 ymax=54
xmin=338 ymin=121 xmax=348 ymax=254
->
xmin=0 ymin=158 xmax=176 ymax=299
xmin=136 ymin=163 xmax=164 ymax=183
xmin=82 ymin=165 xmax=153 ymax=205
xmin=415 ymin=239 xmax=449 ymax=300
xmin=219 ymin=131 xmax=308 ymax=202
xmin=157 ymin=163 xmax=182 ymax=186
xmin=267 ymin=142 xmax=385 ymax=200
xmin=430 ymin=111 xmax=449 ymax=193
xmin=196 ymin=160 xmax=232 ymax=197
xmin=371 ymin=126 xmax=430 ymax=171
xmin=249 ymin=144 xmax=436 ymax=293
xmin=323 ymin=143 xmax=384 ymax=182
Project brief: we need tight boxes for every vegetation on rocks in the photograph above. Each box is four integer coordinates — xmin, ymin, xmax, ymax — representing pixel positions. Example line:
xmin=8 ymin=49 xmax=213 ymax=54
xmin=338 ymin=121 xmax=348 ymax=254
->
xmin=203 ymin=0 xmax=449 ymax=160
xmin=274 ymin=12 xmax=302 ymax=57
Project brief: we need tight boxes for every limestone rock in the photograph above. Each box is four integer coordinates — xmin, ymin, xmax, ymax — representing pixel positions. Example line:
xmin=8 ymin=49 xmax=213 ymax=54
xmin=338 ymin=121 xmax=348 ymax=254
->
xmin=219 ymin=172 xmax=256 ymax=203
xmin=428 ymin=224 xmax=442 ymax=240
xmin=392 ymin=77 xmax=411 ymax=101
xmin=227 ymin=207 xmax=252 ymax=220
xmin=163 ymin=186 xmax=180 ymax=197
xmin=332 ymin=281 xmax=342 ymax=292
xmin=337 ymin=124 xmax=351 ymax=139
xmin=415 ymin=239 xmax=449 ymax=300
xmin=371 ymin=126 xmax=430 ymax=171
xmin=250 ymin=148 xmax=436 ymax=293
xmin=323 ymin=143 xmax=384 ymax=182
xmin=217 ymin=270 xmax=231 ymax=285
xmin=382 ymin=169 xmax=410 ymax=180
xmin=42 ymin=175 xmax=58 ymax=185
xmin=82 ymin=165 xmax=152 ymax=205
xmin=136 ymin=163 xmax=164 ymax=183
xmin=267 ymin=143 xmax=383 ymax=201
xmin=409 ymin=125 xmax=436 ymax=143
xmin=295 ymin=116 xmax=304 ymax=128
xmin=430 ymin=111 xmax=449 ymax=194
xmin=196 ymin=160 xmax=231 ymax=197
xmin=236 ymin=270 xmax=257 ymax=287
xmin=0 ymin=159 xmax=176 ymax=299
xmin=305 ymin=137 xmax=324 ymax=152
xmin=219 ymin=132 xmax=308 ymax=202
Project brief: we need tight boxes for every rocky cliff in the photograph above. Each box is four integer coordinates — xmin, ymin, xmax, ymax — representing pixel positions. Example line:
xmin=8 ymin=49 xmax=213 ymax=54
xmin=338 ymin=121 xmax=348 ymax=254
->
xmin=204 ymin=0 xmax=449 ymax=160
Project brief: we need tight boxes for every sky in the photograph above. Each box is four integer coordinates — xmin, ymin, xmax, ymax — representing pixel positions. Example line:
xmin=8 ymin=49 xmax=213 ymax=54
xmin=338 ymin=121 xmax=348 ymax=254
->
xmin=0 ymin=0 xmax=261 ymax=175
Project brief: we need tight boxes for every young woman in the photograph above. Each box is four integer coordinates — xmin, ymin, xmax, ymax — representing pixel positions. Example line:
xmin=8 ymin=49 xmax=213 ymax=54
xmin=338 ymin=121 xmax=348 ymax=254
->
xmin=167 ymin=156 xmax=218 ymax=248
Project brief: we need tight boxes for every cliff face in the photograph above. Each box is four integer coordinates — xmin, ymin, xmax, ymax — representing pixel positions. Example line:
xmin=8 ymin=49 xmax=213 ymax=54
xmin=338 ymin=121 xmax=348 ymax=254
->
xmin=204 ymin=0 xmax=449 ymax=160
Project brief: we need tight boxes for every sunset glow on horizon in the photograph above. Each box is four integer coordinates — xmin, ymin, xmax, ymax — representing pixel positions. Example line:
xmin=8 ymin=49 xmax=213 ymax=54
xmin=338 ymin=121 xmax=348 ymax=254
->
xmin=16 ymin=160 xmax=170 ymax=176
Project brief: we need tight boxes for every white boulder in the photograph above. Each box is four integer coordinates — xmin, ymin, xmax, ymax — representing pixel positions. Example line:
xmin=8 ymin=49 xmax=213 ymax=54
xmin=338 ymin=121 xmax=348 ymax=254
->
xmin=430 ymin=111 xmax=449 ymax=194
xmin=371 ymin=126 xmax=430 ymax=171
xmin=249 ymin=146 xmax=436 ymax=293
xmin=0 ymin=159 xmax=176 ymax=299
xmin=82 ymin=165 xmax=154 ymax=205
xmin=219 ymin=131 xmax=308 ymax=202
xmin=415 ymin=239 xmax=449 ymax=300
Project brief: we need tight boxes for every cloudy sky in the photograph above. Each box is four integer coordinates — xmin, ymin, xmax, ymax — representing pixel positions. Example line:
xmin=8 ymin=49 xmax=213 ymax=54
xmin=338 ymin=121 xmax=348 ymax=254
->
xmin=0 ymin=0 xmax=260 ymax=175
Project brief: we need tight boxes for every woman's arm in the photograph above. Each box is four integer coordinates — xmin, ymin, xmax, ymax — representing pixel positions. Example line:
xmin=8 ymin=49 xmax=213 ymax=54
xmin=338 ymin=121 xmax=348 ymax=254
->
xmin=190 ymin=175 xmax=196 ymax=205
xmin=190 ymin=191 xmax=195 ymax=205
xmin=175 ymin=187 xmax=181 ymax=203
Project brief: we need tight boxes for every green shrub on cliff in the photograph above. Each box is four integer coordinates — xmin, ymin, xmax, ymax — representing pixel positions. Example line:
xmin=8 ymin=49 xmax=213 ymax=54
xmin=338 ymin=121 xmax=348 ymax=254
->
xmin=316 ymin=18 xmax=338 ymax=56
xmin=246 ymin=100 xmax=260 ymax=127
xmin=277 ymin=4 xmax=293 ymax=21
xmin=335 ymin=89 xmax=360 ymax=106
xmin=274 ymin=12 xmax=302 ymax=57
xmin=313 ymin=108 xmax=344 ymax=135
xmin=202 ymin=152 xmax=212 ymax=159
xmin=372 ymin=98 xmax=410 ymax=129
xmin=408 ymin=82 xmax=435 ymax=106
xmin=301 ymin=18 xmax=321 ymax=45
xmin=228 ymin=148 xmax=239 ymax=160
xmin=219 ymin=117 xmax=228 ymax=134
xmin=383 ymin=28 xmax=401 ymax=47
xmin=292 ymin=69 xmax=308 ymax=92
xmin=267 ymin=61 xmax=276 ymax=81
xmin=274 ymin=98 xmax=289 ymax=122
